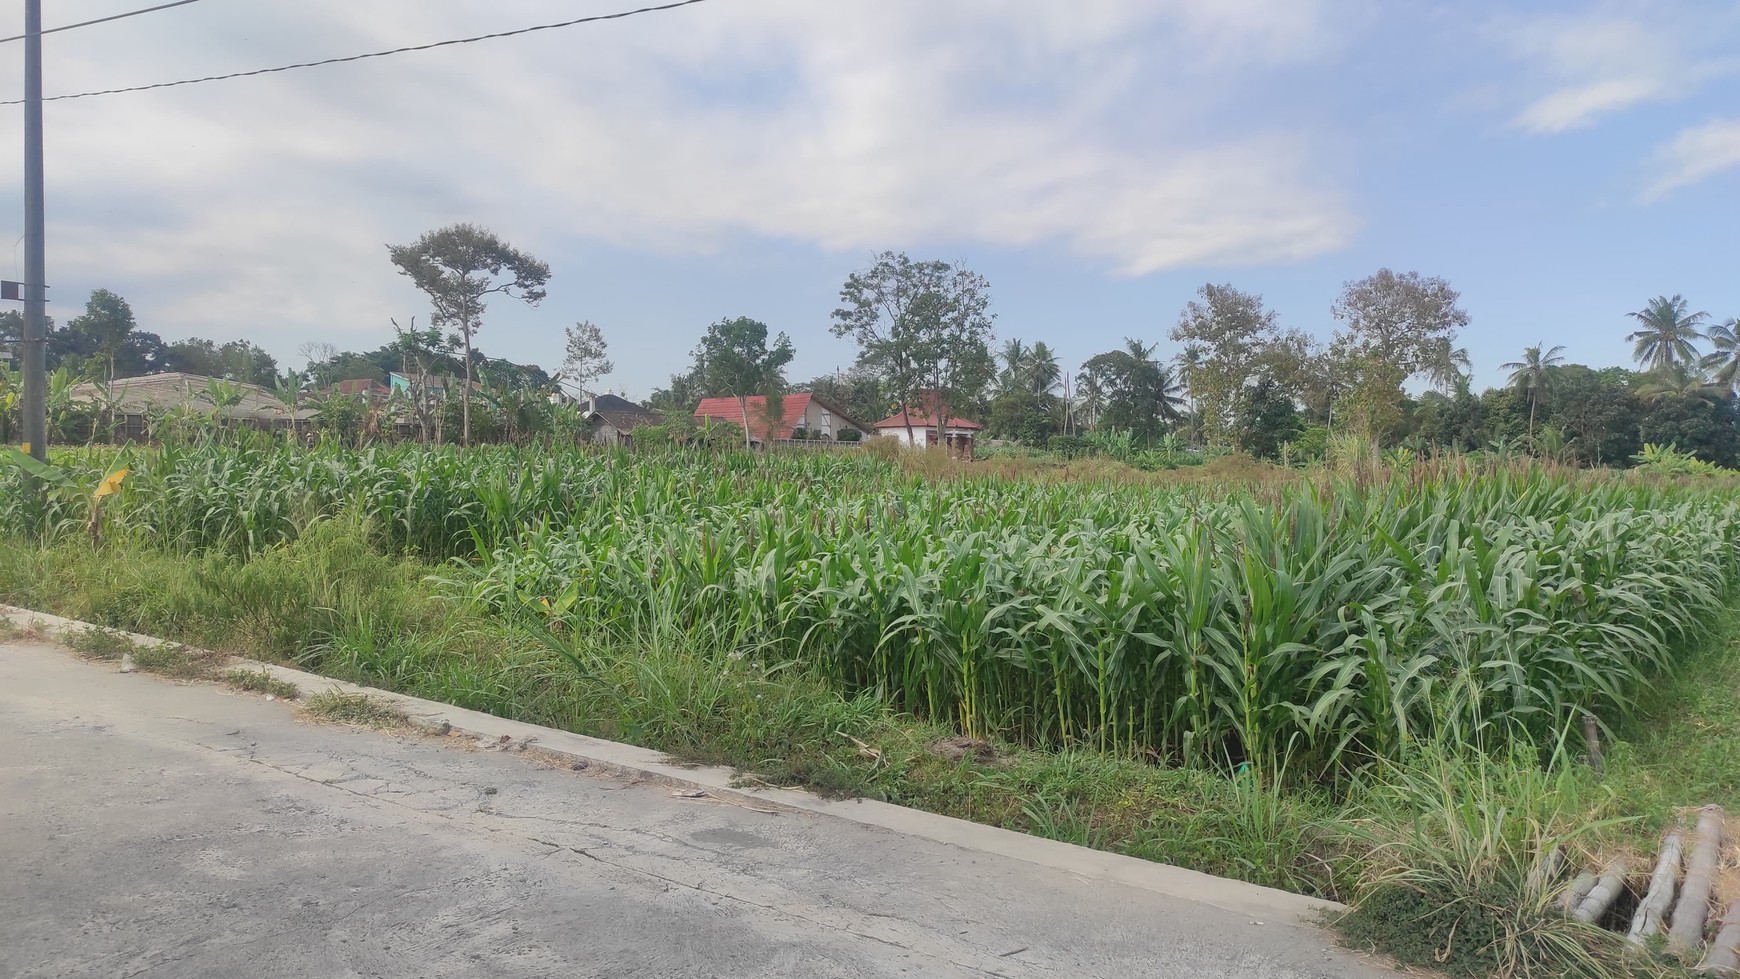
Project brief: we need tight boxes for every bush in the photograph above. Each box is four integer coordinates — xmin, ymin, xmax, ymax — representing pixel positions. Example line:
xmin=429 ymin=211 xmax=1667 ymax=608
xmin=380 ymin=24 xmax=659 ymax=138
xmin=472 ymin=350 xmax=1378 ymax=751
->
xmin=837 ymin=428 xmax=862 ymax=443
xmin=1048 ymin=434 xmax=1092 ymax=459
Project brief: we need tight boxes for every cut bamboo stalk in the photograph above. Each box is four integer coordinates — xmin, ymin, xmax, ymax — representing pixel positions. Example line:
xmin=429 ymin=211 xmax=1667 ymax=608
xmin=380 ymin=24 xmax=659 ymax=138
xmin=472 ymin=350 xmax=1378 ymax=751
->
xmin=1669 ymin=806 xmax=1726 ymax=956
xmin=1573 ymin=856 xmax=1631 ymax=925
xmin=1629 ymin=827 xmax=1685 ymax=945
xmin=1562 ymin=872 xmax=1597 ymax=914
xmin=1697 ymin=900 xmax=1740 ymax=975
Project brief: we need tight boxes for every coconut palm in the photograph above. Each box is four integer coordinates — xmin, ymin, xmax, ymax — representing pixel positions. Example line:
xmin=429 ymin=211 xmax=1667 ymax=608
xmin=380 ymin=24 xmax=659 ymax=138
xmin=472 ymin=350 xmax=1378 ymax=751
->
xmin=1076 ymin=372 xmax=1105 ymax=430
xmin=997 ymin=338 xmax=1032 ymax=396
xmin=1636 ymin=363 xmax=1724 ymax=403
xmin=1700 ymin=317 xmax=1740 ymax=394
xmin=1627 ymin=295 xmax=1708 ymax=372
xmin=1026 ymin=341 xmax=1062 ymax=397
xmin=1499 ymin=343 xmax=1565 ymax=438
xmin=1424 ymin=338 xmax=1473 ymax=394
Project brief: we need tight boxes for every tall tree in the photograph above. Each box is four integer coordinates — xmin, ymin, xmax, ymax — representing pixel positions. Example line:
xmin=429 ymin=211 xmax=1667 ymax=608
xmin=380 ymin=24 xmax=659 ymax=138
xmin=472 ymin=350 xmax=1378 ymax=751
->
xmin=560 ymin=320 xmax=614 ymax=398
xmin=1700 ymin=317 xmax=1740 ymax=394
xmin=387 ymin=224 xmax=551 ymax=445
xmin=1078 ymin=338 xmax=1183 ymax=441
xmin=1499 ymin=343 xmax=1565 ymax=438
xmin=1170 ymin=284 xmax=1280 ymax=443
xmin=697 ymin=316 xmax=794 ymax=449
xmin=1329 ymin=269 xmax=1469 ymax=438
xmin=1424 ymin=338 xmax=1473 ymax=393
xmin=1626 ymin=295 xmax=1707 ymax=372
xmin=1231 ymin=376 xmax=1300 ymax=461
xmin=68 ymin=289 xmax=137 ymax=383
xmin=831 ymin=252 xmax=996 ymax=445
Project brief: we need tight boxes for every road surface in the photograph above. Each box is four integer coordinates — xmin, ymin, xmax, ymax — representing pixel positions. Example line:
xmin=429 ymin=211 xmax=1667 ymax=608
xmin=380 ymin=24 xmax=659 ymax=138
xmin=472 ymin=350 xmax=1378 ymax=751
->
xmin=0 ymin=639 xmax=1397 ymax=978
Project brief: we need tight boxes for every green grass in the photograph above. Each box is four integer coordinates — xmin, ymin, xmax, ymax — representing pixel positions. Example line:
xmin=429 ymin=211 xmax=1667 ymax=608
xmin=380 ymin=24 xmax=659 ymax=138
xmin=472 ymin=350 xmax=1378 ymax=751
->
xmin=303 ymin=690 xmax=407 ymax=728
xmin=223 ymin=668 xmax=301 ymax=699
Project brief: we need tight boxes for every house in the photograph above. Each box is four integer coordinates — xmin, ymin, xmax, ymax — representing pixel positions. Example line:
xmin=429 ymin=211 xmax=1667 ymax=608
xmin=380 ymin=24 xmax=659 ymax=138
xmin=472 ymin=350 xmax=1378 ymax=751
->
xmin=873 ymin=409 xmax=984 ymax=460
xmin=692 ymin=392 xmax=869 ymax=445
xmin=66 ymin=371 xmax=315 ymax=441
xmin=325 ymin=378 xmax=390 ymax=402
xmin=583 ymin=393 xmax=661 ymax=446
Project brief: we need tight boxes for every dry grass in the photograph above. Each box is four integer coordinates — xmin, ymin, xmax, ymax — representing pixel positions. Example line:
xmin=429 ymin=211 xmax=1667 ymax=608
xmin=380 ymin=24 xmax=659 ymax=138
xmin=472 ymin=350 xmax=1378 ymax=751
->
xmin=222 ymin=668 xmax=301 ymax=700
xmin=303 ymin=690 xmax=407 ymax=729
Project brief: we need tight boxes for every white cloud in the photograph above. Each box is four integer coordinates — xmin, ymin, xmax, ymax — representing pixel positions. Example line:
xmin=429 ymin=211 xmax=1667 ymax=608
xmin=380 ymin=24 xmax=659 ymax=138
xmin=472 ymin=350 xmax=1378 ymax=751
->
xmin=1643 ymin=117 xmax=1740 ymax=199
xmin=0 ymin=0 xmax=1360 ymax=367
xmin=1496 ymin=4 xmax=1737 ymax=134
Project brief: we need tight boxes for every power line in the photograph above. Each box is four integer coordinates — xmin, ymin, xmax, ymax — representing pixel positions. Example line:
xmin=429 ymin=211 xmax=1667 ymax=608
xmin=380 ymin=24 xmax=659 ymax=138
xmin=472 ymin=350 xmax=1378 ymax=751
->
xmin=0 ymin=0 xmax=210 ymax=45
xmin=0 ymin=0 xmax=714 ymax=105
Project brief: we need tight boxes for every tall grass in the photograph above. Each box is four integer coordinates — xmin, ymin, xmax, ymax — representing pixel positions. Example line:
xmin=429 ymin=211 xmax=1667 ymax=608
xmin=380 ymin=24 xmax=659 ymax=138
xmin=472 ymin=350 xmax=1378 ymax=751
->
xmin=7 ymin=443 xmax=1736 ymax=784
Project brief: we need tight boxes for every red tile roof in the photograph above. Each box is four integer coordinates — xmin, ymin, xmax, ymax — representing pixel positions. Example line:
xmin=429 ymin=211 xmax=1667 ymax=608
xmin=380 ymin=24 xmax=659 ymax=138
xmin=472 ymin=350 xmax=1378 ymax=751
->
xmin=872 ymin=409 xmax=983 ymax=431
xmin=693 ymin=393 xmax=815 ymax=442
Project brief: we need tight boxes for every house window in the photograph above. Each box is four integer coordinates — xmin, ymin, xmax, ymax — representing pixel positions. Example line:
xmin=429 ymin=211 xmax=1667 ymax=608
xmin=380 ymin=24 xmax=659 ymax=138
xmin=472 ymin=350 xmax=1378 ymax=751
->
xmin=820 ymin=409 xmax=832 ymax=435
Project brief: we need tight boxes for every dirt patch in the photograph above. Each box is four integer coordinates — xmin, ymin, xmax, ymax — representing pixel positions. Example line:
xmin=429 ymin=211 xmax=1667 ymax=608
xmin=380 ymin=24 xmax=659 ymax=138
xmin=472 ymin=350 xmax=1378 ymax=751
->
xmin=927 ymin=736 xmax=1003 ymax=765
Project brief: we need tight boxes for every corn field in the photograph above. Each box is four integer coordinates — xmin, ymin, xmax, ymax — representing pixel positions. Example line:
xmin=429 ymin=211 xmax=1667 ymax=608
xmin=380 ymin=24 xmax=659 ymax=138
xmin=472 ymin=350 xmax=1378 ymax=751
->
xmin=6 ymin=443 xmax=1738 ymax=780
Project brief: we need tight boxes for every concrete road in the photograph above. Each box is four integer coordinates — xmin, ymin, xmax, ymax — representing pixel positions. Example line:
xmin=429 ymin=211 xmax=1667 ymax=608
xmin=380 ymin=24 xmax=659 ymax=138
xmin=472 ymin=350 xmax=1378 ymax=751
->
xmin=0 ymin=640 xmax=1397 ymax=978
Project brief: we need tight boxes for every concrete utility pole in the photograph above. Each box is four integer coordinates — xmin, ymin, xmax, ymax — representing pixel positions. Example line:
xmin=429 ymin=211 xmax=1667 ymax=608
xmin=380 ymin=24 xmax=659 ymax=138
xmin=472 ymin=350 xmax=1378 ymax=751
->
xmin=20 ymin=0 xmax=47 ymax=462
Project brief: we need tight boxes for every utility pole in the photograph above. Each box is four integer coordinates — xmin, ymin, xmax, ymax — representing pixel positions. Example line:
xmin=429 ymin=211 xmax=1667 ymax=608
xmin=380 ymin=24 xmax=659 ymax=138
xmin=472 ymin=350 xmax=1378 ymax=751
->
xmin=20 ymin=0 xmax=47 ymax=462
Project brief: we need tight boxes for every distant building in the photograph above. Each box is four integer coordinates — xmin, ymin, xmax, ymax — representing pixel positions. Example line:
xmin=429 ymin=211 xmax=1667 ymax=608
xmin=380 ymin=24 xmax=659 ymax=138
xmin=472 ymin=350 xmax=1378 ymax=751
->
xmin=692 ymin=393 xmax=869 ymax=445
xmin=67 ymin=372 xmax=314 ymax=441
xmin=326 ymin=378 xmax=390 ymax=401
xmin=873 ymin=409 xmax=983 ymax=459
xmin=583 ymin=393 xmax=661 ymax=446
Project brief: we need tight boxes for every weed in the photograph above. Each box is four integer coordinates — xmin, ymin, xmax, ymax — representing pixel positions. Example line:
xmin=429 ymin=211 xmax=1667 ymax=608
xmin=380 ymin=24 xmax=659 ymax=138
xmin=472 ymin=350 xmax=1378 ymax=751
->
xmin=223 ymin=668 xmax=301 ymax=699
xmin=303 ymin=690 xmax=407 ymax=728
xmin=64 ymin=625 xmax=139 ymax=660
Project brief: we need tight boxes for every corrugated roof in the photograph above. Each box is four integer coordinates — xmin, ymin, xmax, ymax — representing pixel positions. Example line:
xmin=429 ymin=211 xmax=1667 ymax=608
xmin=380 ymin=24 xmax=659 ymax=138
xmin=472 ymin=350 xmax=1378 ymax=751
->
xmin=69 ymin=372 xmax=315 ymax=422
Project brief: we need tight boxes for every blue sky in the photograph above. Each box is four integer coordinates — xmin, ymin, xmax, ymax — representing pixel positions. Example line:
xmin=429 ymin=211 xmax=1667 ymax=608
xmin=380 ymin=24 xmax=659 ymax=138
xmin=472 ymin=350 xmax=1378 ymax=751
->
xmin=1 ymin=0 xmax=1737 ymax=398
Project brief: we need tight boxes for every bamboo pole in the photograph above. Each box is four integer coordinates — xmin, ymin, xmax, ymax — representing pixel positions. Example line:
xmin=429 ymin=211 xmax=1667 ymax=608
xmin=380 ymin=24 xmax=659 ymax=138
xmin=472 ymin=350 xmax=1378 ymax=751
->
xmin=1573 ymin=857 xmax=1631 ymax=925
xmin=1698 ymin=900 xmax=1740 ymax=975
xmin=1629 ymin=827 xmax=1685 ymax=945
xmin=1562 ymin=872 xmax=1598 ymax=914
xmin=1670 ymin=806 xmax=1726 ymax=956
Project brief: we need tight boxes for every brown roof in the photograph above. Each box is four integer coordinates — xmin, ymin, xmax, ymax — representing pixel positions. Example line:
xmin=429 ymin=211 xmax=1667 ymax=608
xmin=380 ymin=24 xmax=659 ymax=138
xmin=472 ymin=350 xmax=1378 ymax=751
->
xmin=872 ymin=409 xmax=983 ymax=431
xmin=693 ymin=393 xmax=868 ymax=441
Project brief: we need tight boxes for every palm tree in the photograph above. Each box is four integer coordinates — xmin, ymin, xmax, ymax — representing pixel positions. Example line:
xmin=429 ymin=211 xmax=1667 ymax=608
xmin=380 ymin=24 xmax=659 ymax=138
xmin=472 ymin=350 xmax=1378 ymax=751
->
xmin=1637 ymin=362 xmax=1724 ymax=403
xmin=997 ymin=339 xmax=1032 ymax=397
xmin=1627 ymin=295 xmax=1708 ymax=372
xmin=1424 ymin=338 xmax=1473 ymax=394
xmin=1701 ymin=317 xmax=1740 ymax=394
xmin=1499 ymin=343 xmax=1565 ymax=438
xmin=1026 ymin=341 xmax=1061 ymax=397
xmin=1076 ymin=372 xmax=1104 ymax=430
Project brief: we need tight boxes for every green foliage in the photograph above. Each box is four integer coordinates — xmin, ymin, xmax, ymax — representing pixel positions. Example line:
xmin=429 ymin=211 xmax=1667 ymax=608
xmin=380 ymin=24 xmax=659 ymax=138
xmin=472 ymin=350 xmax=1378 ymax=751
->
xmin=1231 ymin=376 xmax=1300 ymax=460
xmin=1632 ymin=442 xmax=1731 ymax=477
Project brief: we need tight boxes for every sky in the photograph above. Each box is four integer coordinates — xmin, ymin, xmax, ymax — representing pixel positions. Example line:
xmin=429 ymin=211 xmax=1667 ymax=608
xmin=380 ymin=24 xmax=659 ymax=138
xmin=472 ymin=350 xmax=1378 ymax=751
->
xmin=0 ymin=0 xmax=1737 ymax=400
